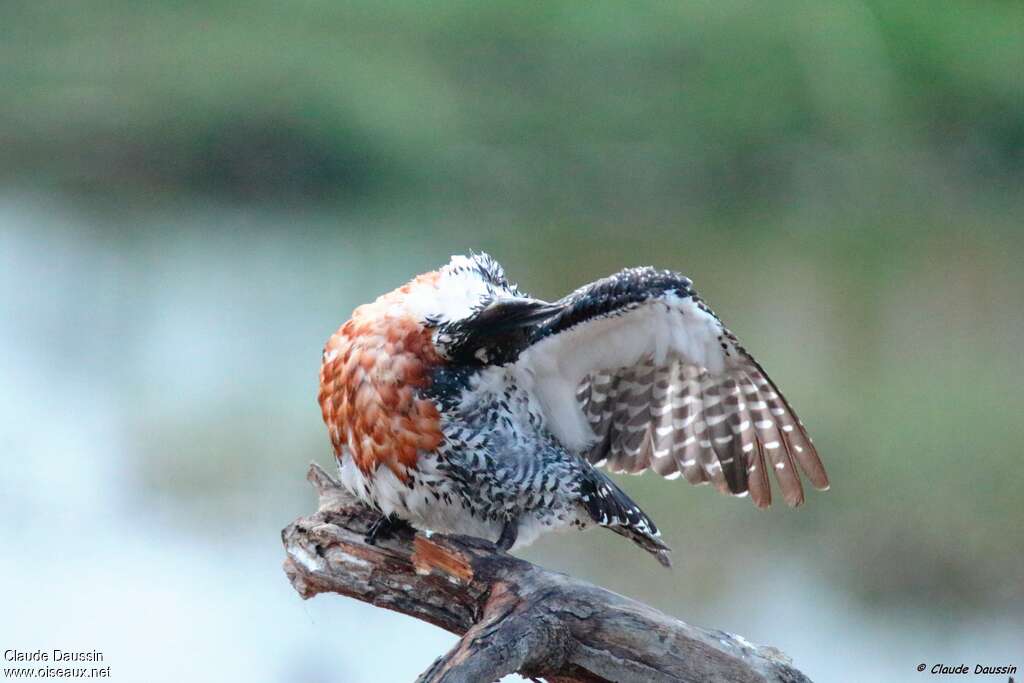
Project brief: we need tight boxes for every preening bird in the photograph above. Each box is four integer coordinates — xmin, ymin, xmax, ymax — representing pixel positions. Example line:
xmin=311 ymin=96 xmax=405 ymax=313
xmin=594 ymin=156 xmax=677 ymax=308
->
xmin=318 ymin=254 xmax=829 ymax=566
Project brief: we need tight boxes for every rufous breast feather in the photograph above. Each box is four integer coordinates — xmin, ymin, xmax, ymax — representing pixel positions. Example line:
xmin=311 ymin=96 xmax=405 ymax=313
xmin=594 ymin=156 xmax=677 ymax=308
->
xmin=317 ymin=272 xmax=444 ymax=480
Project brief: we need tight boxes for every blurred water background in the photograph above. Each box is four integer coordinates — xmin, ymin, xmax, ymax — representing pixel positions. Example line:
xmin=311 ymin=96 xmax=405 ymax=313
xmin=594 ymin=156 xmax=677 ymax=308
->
xmin=2 ymin=2 xmax=1022 ymax=681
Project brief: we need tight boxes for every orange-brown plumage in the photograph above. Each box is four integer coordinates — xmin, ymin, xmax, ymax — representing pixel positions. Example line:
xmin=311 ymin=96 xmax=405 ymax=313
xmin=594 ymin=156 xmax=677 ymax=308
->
xmin=318 ymin=272 xmax=444 ymax=481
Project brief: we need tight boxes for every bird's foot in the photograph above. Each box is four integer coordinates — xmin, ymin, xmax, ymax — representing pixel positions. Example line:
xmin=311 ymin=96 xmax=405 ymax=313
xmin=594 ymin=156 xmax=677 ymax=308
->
xmin=364 ymin=513 xmax=411 ymax=545
xmin=496 ymin=518 xmax=519 ymax=551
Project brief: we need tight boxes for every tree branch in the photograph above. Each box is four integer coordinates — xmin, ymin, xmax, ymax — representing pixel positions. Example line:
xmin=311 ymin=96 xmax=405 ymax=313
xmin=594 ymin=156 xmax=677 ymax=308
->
xmin=282 ymin=463 xmax=813 ymax=683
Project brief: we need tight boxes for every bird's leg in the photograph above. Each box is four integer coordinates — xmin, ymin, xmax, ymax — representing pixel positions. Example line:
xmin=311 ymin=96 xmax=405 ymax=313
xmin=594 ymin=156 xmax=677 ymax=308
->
xmin=496 ymin=517 xmax=519 ymax=551
xmin=364 ymin=512 xmax=411 ymax=545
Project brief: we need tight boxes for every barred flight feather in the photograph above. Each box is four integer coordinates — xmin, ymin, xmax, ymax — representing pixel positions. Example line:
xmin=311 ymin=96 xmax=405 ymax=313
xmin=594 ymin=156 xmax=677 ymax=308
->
xmin=556 ymin=281 xmax=828 ymax=509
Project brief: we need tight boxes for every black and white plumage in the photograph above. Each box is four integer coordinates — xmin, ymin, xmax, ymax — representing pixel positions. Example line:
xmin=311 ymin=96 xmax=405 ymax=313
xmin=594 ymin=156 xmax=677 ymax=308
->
xmin=318 ymin=253 xmax=828 ymax=567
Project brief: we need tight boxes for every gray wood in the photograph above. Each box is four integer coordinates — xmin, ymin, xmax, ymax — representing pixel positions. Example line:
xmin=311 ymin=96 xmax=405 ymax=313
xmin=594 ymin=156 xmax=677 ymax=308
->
xmin=282 ymin=463 xmax=813 ymax=683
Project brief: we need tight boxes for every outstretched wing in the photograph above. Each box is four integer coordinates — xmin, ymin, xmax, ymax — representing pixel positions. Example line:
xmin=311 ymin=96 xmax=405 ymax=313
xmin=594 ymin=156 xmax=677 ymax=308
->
xmin=515 ymin=267 xmax=828 ymax=508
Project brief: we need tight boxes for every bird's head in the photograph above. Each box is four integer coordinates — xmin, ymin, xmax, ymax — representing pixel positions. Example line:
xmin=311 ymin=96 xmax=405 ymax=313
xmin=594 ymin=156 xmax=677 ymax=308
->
xmin=399 ymin=253 xmax=558 ymax=366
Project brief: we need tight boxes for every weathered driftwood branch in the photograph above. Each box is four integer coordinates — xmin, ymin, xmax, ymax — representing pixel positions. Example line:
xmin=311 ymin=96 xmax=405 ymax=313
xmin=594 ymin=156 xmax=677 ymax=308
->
xmin=282 ymin=463 xmax=812 ymax=683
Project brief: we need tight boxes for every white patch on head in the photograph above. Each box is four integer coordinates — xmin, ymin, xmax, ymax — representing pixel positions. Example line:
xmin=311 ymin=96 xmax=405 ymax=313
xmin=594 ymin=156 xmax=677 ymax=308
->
xmin=403 ymin=257 xmax=488 ymax=322
xmin=401 ymin=254 xmax=518 ymax=331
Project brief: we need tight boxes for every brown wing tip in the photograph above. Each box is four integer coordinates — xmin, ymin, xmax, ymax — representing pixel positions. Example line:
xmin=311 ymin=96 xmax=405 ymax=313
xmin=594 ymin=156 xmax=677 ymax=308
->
xmin=807 ymin=461 xmax=831 ymax=491
xmin=787 ymin=467 xmax=832 ymax=504
xmin=809 ymin=464 xmax=831 ymax=491
xmin=654 ymin=549 xmax=673 ymax=569
xmin=794 ymin=443 xmax=830 ymax=491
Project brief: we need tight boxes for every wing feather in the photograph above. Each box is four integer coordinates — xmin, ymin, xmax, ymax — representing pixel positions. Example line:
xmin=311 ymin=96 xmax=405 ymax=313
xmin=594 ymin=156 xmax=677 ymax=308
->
xmin=516 ymin=267 xmax=828 ymax=508
xmin=740 ymin=367 xmax=804 ymax=506
xmin=673 ymin=365 xmax=709 ymax=486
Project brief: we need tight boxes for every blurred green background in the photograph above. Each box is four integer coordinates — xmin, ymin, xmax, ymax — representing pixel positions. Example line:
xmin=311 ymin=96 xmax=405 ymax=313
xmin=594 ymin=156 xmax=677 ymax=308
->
xmin=2 ymin=1 xmax=1022 ymax=681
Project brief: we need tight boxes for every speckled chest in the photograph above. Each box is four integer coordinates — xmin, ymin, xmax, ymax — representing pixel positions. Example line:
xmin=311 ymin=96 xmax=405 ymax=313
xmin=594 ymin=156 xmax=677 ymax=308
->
xmin=429 ymin=365 xmax=545 ymax=449
xmin=422 ymin=365 xmax=585 ymax=520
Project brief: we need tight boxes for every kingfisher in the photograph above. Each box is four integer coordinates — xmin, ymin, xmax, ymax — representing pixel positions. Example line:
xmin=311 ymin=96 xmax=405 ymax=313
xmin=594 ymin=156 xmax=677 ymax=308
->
xmin=318 ymin=253 xmax=828 ymax=566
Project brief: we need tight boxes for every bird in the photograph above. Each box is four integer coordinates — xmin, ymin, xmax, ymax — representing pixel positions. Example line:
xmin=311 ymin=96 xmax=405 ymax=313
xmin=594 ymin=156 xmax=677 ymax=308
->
xmin=317 ymin=253 xmax=829 ymax=566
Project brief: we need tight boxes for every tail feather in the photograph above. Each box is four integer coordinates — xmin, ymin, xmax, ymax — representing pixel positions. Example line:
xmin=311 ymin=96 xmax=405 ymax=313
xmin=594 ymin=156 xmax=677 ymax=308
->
xmin=580 ymin=468 xmax=672 ymax=568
